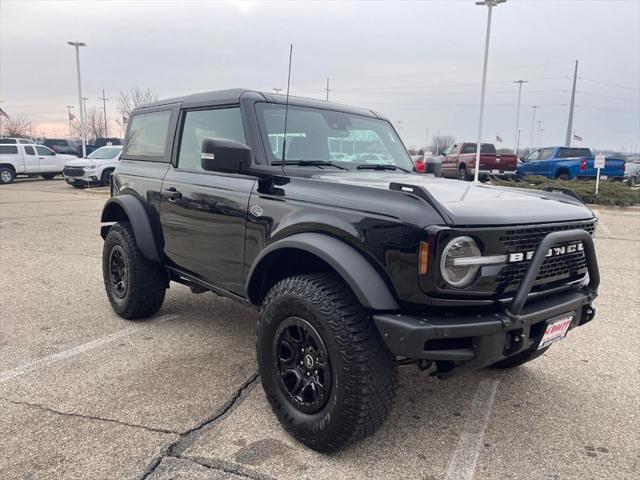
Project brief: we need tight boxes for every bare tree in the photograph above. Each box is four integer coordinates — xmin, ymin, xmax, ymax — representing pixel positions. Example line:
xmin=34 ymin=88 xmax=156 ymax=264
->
xmin=432 ymin=134 xmax=456 ymax=155
xmin=85 ymin=107 xmax=106 ymax=142
xmin=2 ymin=115 xmax=31 ymax=137
xmin=118 ymin=87 xmax=159 ymax=120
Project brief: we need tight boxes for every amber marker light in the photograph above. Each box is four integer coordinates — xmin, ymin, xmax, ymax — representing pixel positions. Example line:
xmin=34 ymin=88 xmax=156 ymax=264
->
xmin=419 ymin=242 xmax=430 ymax=275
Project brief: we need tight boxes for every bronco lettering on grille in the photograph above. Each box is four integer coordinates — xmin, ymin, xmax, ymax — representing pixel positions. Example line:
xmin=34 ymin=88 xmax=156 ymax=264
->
xmin=507 ymin=242 xmax=583 ymax=263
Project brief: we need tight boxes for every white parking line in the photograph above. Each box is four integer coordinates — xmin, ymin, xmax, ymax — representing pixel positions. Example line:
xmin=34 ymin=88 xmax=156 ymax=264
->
xmin=593 ymin=211 xmax=612 ymax=238
xmin=445 ymin=378 xmax=499 ymax=480
xmin=0 ymin=314 xmax=179 ymax=383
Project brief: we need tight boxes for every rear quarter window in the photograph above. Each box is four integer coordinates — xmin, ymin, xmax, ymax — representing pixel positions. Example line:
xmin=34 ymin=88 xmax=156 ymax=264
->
xmin=124 ymin=110 xmax=172 ymax=158
xmin=0 ymin=145 xmax=18 ymax=154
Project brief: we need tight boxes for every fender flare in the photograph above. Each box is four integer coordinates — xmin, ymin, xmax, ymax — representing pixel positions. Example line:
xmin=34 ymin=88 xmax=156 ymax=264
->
xmin=246 ymin=232 xmax=400 ymax=311
xmin=101 ymin=196 xmax=161 ymax=262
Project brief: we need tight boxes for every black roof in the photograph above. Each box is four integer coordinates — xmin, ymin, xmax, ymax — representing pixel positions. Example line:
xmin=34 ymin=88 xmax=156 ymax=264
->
xmin=137 ymin=88 xmax=383 ymax=119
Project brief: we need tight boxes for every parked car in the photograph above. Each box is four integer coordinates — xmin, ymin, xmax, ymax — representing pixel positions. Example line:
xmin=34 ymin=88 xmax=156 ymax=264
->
xmin=518 ymin=146 xmax=626 ymax=181
xmin=100 ymin=88 xmax=600 ymax=452
xmin=438 ymin=143 xmax=518 ymax=181
xmin=44 ymin=138 xmax=79 ymax=156
xmin=79 ymin=137 xmax=123 ymax=157
xmin=63 ymin=145 xmax=123 ymax=187
xmin=0 ymin=137 xmax=34 ymax=145
xmin=624 ymin=162 xmax=640 ymax=187
xmin=0 ymin=143 xmax=76 ymax=184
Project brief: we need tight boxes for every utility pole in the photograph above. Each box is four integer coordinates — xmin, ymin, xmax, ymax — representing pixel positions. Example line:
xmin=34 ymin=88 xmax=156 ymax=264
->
xmin=529 ymin=105 xmax=539 ymax=153
xmin=424 ymin=128 xmax=430 ymax=158
xmin=515 ymin=129 xmax=521 ymax=156
xmin=99 ymin=89 xmax=109 ymax=138
xmin=325 ymin=77 xmax=330 ymax=101
xmin=536 ymin=120 xmax=543 ymax=148
xmin=473 ymin=0 xmax=506 ymax=183
xmin=565 ymin=60 xmax=579 ymax=147
xmin=66 ymin=105 xmax=74 ymax=137
xmin=513 ymin=80 xmax=527 ymax=153
xmin=67 ymin=41 xmax=87 ymax=157
xmin=0 ymin=99 xmax=4 ymax=138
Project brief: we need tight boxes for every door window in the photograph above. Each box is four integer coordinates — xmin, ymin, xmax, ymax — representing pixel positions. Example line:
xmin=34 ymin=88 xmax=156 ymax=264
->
xmin=24 ymin=146 xmax=35 ymax=155
xmin=177 ymin=107 xmax=245 ymax=172
xmin=124 ymin=110 xmax=172 ymax=157
xmin=539 ymin=148 xmax=555 ymax=160
xmin=0 ymin=145 xmax=18 ymax=154
xmin=36 ymin=146 xmax=54 ymax=156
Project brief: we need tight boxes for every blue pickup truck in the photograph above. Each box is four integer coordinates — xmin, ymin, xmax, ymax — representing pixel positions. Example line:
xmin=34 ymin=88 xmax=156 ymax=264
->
xmin=518 ymin=146 xmax=625 ymax=180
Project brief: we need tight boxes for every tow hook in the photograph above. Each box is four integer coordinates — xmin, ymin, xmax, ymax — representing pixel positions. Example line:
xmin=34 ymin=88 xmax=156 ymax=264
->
xmin=580 ymin=305 xmax=596 ymax=325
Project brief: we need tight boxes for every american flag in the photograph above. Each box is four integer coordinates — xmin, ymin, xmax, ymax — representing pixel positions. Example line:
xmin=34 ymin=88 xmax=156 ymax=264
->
xmin=495 ymin=135 xmax=503 ymax=143
xmin=69 ymin=111 xmax=76 ymax=121
xmin=573 ymin=133 xmax=583 ymax=142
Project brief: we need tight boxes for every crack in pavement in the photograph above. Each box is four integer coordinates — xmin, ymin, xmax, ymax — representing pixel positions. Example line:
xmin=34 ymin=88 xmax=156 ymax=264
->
xmin=0 ymin=397 xmax=179 ymax=435
xmin=139 ymin=372 xmax=260 ymax=480
xmin=173 ymin=455 xmax=277 ymax=480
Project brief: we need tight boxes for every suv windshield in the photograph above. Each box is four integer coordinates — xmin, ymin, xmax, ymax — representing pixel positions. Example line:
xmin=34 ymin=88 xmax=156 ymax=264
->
xmin=88 ymin=146 xmax=122 ymax=160
xmin=256 ymin=103 xmax=412 ymax=170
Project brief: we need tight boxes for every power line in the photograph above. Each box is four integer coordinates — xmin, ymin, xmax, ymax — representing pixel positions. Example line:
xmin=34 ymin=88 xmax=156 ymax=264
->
xmin=575 ymin=104 xmax=640 ymax=114
xmin=578 ymin=76 xmax=640 ymax=91
xmin=577 ymin=90 xmax=640 ymax=103
xmin=580 ymin=62 xmax=640 ymax=76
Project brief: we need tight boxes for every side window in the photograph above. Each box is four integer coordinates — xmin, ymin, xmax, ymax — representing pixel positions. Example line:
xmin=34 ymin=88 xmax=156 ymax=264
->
xmin=0 ymin=145 xmax=19 ymax=154
xmin=24 ymin=146 xmax=35 ymax=155
xmin=124 ymin=110 xmax=172 ymax=157
xmin=539 ymin=148 xmax=555 ymax=161
xmin=0 ymin=139 xmax=17 ymax=144
xmin=461 ymin=144 xmax=476 ymax=154
xmin=36 ymin=146 xmax=54 ymax=156
xmin=177 ymin=107 xmax=245 ymax=172
xmin=526 ymin=150 xmax=540 ymax=162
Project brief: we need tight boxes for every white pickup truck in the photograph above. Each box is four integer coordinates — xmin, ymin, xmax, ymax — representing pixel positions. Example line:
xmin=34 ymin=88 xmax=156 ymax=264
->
xmin=0 ymin=143 xmax=76 ymax=184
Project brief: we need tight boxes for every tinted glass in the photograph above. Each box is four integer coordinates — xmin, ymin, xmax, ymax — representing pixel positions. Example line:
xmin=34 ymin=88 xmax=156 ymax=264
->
xmin=256 ymin=103 xmax=412 ymax=170
xmin=24 ymin=146 xmax=35 ymax=155
xmin=0 ymin=145 xmax=18 ymax=154
xmin=525 ymin=150 xmax=540 ymax=162
xmin=178 ymin=108 xmax=245 ymax=172
xmin=36 ymin=146 xmax=54 ymax=156
xmin=0 ymin=139 xmax=17 ymax=144
xmin=125 ymin=110 xmax=171 ymax=157
xmin=557 ymin=148 xmax=591 ymax=158
xmin=18 ymin=138 xmax=32 ymax=144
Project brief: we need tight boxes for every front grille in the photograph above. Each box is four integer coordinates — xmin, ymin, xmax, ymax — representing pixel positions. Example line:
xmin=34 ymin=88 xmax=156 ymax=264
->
xmin=495 ymin=221 xmax=596 ymax=294
xmin=63 ymin=166 xmax=84 ymax=176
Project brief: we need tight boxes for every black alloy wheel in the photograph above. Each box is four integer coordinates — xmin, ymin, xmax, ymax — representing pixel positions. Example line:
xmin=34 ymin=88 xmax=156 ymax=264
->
xmin=108 ymin=245 xmax=128 ymax=299
xmin=274 ymin=317 xmax=332 ymax=414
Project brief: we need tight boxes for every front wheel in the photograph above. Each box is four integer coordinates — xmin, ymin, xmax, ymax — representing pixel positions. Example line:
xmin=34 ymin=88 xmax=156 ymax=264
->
xmin=101 ymin=169 xmax=114 ymax=186
xmin=102 ymin=222 xmax=167 ymax=319
xmin=257 ymin=272 xmax=397 ymax=452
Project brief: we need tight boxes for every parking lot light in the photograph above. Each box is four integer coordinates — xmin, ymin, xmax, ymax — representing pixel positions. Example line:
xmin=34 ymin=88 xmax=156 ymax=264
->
xmin=67 ymin=41 xmax=87 ymax=157
xmin=473 ymin=0 xmax=506 ymax=183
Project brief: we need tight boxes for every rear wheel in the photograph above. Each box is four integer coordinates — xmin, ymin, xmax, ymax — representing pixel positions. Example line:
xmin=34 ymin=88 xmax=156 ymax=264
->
xmin=0 ymin=167 xmax=15 ymax=184
xmin=555 ymin=171 xmax=570 ymax=181
xmin=257 ymin=272 xmax=397 ymax=452
xmin=458 ymin=166 xmax=471 ymax=181
xmin=102 ymin=222 xmax=167 ymax=319
xmin=628 ymin=176 xmax=636 ymax=187
xmin=41 ymin=173 xmax=56 ymax=180
xmin=488 ymin=346 xmax=549 ymax=369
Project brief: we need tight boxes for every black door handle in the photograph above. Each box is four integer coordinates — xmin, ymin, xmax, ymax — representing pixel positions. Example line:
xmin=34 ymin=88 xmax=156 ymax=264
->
xmin=162 ymin=188 xmax=182 ymax=201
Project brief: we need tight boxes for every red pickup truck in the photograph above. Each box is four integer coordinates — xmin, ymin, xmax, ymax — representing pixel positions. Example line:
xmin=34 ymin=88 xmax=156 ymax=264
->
xmin=438 ymin=143 xmax=518 ymax=181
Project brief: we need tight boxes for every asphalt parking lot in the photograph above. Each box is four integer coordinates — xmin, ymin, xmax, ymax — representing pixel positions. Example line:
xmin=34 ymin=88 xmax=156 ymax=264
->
xmin=0 ymin=178 xmax=638 ymax=480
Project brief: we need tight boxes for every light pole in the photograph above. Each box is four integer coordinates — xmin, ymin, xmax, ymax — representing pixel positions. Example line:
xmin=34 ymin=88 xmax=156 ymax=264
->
xmin=473 ymin=0 xmax=506 ymax=183
xmin=513 ymin=80 xmax=527 ymax=154
xmin=66 ymin=105 xmax=74 ymax=137
xmin=536 ymin=120 xmax=543 ymax=148
xmin=529 ymin=105 xmax=539 ymax=154
xmin=99 ymin=89 xmax=109 ymax=138
xmin=68 ymin=41 xmax=87 ymax=157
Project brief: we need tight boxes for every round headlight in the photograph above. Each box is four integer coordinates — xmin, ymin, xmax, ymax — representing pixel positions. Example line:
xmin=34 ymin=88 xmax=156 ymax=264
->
xmin=440 ymin=236 xmax=481 ymax=288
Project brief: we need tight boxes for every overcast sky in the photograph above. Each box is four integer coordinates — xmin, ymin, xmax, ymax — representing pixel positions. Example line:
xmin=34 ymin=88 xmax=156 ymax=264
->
xmin=1 ymin=0 xmax=639 ymax=151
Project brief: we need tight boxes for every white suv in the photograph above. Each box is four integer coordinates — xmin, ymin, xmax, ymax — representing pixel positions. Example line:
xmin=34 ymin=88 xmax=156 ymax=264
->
xmin=63 ymin=145 xmax=123 ymax=187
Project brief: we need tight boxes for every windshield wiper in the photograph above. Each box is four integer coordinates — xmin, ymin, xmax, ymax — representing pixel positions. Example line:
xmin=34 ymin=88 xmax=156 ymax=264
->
xmin=357 ymin=164 xmax=410 ymax=173
xmin=271 ymin=160 xmax=348 ymax=170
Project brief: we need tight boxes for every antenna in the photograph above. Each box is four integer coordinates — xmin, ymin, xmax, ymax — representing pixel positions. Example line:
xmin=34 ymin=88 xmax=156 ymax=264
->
xmin=280 ymin=43 xmax=293 ymax=175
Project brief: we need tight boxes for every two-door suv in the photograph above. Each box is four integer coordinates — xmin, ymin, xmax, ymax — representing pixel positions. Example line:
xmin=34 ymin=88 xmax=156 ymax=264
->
xmin=100 ymin=89 xmax=599 ymax=452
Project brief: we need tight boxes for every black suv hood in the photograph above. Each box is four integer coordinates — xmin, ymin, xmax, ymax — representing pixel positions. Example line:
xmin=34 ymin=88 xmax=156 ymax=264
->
xmin=313 ymin=172 xmax=595 ymax=226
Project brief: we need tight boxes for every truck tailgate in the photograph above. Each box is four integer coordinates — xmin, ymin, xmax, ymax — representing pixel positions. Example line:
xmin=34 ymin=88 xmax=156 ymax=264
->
xmin=462 ymin=153 xmax=517 ymax=171
xmin=584 ymin=157 xmax=626 ymax=177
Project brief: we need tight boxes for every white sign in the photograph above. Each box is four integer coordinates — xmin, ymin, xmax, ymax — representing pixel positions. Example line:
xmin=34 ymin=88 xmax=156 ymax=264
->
xmin=594 ymin=153 xmax=606 ymax=169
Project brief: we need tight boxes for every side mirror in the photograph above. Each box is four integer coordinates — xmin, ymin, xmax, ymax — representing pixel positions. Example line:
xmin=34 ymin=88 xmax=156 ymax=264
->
xmin=201 ymin=137 xmax=251 ymax=174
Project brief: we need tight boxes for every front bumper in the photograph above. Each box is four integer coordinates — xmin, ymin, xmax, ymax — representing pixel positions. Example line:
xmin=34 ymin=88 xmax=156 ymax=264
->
xmin=374 ymin=229 xmax=600 ymax=378
xmin=64 ymin=173 xmax=101 ymax=187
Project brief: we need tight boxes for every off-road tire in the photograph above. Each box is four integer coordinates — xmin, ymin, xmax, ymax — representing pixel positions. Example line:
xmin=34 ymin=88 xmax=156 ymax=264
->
xmin=488 ymin=345 xmax=549 ymax=369
xmin=101 ymin=169 xmax=114 ymax=186
xmin=102 ymin=222 xmax=167 ymax=319
xmin=257 ymin=272 xmax=397 ymax=452
xmin=41 ymin=173 xmax=56 ymax=180
xmin=459 ymin=166 xmax=471 ymax=181
xmin=0 ymin=167 xmax=15 ymax=184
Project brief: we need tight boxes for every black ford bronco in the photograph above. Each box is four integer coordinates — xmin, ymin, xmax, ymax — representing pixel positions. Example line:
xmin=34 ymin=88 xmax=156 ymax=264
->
xmin=100 ymin=89 xmax=599 ymax=452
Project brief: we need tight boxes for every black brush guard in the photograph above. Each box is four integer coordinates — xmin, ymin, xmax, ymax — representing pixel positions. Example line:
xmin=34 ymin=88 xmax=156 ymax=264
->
xmin=373 ymin=229 xmax=599 ymax=377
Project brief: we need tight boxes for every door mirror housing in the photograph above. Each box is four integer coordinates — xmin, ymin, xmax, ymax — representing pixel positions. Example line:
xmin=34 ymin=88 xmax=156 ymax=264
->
xmin=201 ymin=137 xmax=251 ymax=174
